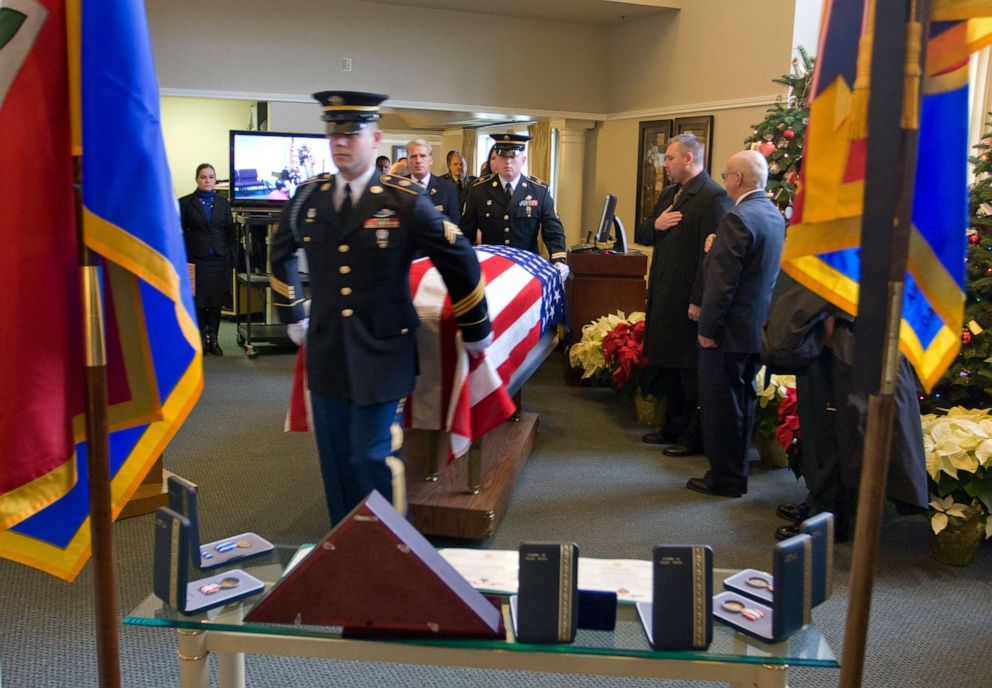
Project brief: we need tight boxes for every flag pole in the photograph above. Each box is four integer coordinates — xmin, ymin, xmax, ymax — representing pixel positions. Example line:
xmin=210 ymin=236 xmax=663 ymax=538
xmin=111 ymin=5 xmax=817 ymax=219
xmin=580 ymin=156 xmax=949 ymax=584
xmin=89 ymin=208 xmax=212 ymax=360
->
xmin=75 ymin=156 xmax=122 ymax=688
xmin=839 ymin=0 xmax=927 ymax=685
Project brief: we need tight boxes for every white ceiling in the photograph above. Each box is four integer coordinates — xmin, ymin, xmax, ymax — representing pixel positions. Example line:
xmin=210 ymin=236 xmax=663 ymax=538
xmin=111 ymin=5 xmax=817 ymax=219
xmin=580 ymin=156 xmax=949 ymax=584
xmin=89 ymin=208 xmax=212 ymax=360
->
xmin=361 ymin=0 xmax=681 ymax=27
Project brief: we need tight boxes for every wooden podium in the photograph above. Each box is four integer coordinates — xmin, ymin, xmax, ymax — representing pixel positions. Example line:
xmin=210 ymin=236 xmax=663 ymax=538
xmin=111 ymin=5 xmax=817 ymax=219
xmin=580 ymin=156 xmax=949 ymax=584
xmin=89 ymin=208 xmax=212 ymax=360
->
xmin=565 ymin=249 xmax=648 ymax=344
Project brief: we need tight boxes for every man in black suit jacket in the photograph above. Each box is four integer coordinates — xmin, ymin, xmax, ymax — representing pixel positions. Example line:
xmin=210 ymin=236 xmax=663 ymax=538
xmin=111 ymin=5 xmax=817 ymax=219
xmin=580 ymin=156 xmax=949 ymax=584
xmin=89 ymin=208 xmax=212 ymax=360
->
xmin=407 ymin=138 xmax=461 ymax=223
xmin=634 ymin=134 xmax=731 ymax=456
xmin=688 ymin=149 xmax=785 ymax=498
xmin=441 ymin=150 xmax=477 ymax=208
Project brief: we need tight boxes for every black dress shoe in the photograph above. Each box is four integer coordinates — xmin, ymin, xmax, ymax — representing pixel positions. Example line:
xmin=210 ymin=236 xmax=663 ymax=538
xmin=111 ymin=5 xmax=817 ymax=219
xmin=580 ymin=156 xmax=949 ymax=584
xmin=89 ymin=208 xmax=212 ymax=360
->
xmin=775 ymin=524 xmax=800 ymax=541
xmin=778 ymin=521 xmax=851 ymax=543
xmin=663 ymin=444 xmax=704 ymax=457
xmin=642 ymin=431 xmax=667 ymax=445
xmin=686 ymin=477 xmax=742 ymax=498
xmin=775 ymin=502 xmax=809 ymax=523
xmin=207 ymin=339 xmax=224 ymax=356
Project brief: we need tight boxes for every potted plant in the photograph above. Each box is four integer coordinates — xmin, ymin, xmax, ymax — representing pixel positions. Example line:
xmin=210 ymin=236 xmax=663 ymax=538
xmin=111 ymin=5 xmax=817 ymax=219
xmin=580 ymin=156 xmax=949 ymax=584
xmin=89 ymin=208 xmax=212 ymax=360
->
xmin=922 ymin=407 xmax=992 ymax=566
xmin=569 ymin=311 xmax=659 ymax=425
xmin=752 ymin=367 xmax=798 ymax=469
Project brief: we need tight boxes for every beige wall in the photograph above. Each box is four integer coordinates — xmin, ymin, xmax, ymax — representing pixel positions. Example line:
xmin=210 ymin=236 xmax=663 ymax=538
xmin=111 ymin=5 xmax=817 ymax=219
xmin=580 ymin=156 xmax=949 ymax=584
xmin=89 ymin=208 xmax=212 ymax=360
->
xmin=147 ymin=0 xmax=608 ymax=114
xmin=160 ymin=96 xmax=254 ymax=198
xmin=605 ymin=0 xmax=796 ymax=113
xmin=580 ymin=105 xmax=777 ymax=250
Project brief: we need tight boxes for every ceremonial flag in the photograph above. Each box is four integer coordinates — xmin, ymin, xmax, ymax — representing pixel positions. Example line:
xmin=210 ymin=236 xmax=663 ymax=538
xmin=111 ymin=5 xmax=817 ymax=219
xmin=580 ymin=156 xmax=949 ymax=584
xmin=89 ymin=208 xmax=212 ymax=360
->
xmin=0 ymin=0 xmax=202 ymax=581
xmin=287 ymin=246 xmax=566 ymax=461
xmin=782 ymin=0 xmax=992 ymax=391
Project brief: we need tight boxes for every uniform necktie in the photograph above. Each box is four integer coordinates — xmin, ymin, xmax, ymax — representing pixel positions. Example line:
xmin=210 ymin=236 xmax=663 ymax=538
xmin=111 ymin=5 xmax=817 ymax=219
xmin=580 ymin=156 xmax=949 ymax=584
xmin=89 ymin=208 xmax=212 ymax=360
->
xmin=504 ymin=182 xmax=513 ymax=202
xmin=339 ymin=183 xmax=352 ymax=220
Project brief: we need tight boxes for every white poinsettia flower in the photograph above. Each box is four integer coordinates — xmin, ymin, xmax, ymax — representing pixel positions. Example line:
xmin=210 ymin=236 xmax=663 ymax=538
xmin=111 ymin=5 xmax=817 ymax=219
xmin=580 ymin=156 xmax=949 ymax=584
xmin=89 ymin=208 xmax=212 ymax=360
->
xmin=975 ymin=438 xmax=992 ymax=466
xmin=928 ymin=495 xmax=970 ymax=534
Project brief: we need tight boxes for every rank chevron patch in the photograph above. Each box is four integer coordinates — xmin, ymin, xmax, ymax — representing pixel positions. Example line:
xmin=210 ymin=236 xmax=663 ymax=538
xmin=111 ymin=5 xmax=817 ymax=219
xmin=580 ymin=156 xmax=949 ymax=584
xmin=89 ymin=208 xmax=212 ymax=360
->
xmin=0 ymin=0 xmax=47 ymax=110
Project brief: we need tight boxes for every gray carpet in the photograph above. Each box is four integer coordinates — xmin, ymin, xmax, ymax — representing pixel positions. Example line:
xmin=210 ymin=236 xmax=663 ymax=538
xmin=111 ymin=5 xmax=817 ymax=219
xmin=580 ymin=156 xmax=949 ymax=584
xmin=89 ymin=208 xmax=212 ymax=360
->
xmin=2 ymin=326 xmax=990 ymax=687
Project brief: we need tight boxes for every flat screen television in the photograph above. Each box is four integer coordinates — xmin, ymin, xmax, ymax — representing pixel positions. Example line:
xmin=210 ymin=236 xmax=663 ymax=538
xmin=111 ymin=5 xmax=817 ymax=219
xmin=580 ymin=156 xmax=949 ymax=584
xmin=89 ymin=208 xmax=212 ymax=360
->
xmin=228 ymin=130 xmax=335 ymax=208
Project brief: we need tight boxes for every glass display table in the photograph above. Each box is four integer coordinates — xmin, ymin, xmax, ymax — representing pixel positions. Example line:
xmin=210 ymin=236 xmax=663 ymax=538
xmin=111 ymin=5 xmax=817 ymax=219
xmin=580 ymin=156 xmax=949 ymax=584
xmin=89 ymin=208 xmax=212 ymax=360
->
xmin=125 ymin=545 xmax=838 ymax=688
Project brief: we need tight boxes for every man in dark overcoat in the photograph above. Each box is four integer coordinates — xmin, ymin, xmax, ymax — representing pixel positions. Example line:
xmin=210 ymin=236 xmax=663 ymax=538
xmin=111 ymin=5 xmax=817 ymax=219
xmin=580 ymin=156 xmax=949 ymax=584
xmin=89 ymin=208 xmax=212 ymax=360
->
xmin=635 ymin=133 xmax=731 ymax=456
xmin=690 ymin=149 xmax=784 ymax=497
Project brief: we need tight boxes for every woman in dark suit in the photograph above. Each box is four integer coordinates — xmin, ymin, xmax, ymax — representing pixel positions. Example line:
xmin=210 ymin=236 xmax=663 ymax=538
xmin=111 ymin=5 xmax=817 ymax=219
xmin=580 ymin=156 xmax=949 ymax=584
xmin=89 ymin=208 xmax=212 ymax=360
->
xmin=179 ymin=163 xmax=236 ymax=355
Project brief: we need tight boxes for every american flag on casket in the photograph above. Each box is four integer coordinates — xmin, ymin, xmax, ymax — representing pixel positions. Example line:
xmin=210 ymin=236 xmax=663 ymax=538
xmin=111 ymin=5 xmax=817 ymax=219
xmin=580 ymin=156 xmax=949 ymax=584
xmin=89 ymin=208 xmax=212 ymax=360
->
xmin=286 ymin=245 xmax=567 ymax=461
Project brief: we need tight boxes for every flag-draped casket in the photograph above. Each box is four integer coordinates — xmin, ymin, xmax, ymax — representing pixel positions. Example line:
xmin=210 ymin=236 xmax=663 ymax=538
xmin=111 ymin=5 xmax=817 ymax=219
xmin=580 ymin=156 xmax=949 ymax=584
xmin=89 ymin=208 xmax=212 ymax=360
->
xmin=287 ymin=246 xmax=566 ymax=460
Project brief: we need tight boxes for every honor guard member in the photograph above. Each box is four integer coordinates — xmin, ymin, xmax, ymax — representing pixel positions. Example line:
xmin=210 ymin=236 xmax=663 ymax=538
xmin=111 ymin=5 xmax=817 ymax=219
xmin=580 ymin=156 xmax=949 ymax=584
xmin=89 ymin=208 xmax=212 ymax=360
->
xmin=459 ymin=133 xmax=570 ymax=278
xmin=407 ymin=137 xmax=461 ymax=223
xmin=269 ymin=91 xmax=492 ymax=525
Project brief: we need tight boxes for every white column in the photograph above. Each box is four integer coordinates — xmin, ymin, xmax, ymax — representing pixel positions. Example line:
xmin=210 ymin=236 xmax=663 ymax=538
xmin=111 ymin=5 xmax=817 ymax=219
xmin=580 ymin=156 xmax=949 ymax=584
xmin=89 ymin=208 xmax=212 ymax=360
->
xmin=550 ymin=119 xmax=596 ymax=247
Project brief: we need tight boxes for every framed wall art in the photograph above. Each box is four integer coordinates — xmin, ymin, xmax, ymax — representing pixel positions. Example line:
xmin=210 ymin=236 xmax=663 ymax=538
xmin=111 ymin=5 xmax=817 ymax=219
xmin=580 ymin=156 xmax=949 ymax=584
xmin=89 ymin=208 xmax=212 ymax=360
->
xmin=635 ymin=119 xmax=673 ymax=227
xmin=674 ymin=115 xmax=714 ymax=173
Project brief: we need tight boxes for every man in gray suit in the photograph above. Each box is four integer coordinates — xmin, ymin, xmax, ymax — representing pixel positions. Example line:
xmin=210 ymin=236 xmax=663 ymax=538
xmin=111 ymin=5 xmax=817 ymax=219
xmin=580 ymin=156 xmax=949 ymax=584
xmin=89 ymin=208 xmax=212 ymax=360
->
xmin=689 ymin=150 xmax=785 ymax=497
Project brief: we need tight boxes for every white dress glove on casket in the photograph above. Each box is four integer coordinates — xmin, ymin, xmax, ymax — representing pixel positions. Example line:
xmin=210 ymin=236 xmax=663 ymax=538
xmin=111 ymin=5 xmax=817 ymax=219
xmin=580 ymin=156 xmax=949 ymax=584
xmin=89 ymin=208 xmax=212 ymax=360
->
xmin=462 ymin=332 xmax=494 ymax=358
xmin=287 ymin=318 xmax=309 ymax=346
xmin=554 ymin=261 xmax=570 ymax=280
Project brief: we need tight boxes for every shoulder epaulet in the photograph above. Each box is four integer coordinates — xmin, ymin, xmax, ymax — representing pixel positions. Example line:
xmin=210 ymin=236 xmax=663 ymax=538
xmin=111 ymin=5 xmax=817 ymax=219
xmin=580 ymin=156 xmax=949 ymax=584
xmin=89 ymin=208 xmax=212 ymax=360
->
xmin=472 ymin=174 xmax=495 ymax=187
xmin=526 ymin=175 xmax=548 ymax=187
xmin=300 ymin=172 xmax=332 ymax=187
xmin=380 ymin=173 xmax=418 ymax=195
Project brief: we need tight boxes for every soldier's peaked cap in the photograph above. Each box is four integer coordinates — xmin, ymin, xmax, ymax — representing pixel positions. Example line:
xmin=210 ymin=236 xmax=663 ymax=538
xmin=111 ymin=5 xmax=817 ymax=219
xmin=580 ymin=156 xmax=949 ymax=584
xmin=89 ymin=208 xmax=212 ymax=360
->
xmin=491 ymin=133 xmax=531 ymax=157
xmin=313 ymin=91 xmax=388 ymax=134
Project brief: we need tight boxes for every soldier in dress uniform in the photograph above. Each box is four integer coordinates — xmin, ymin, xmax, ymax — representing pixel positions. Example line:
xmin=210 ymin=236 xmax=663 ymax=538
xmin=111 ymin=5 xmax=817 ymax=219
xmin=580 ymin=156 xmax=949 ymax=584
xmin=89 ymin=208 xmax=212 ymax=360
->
xmin=459 ymin=133 xmax=569 ymax=278
xmin=269 ymin=91 xmax=492 ymax=525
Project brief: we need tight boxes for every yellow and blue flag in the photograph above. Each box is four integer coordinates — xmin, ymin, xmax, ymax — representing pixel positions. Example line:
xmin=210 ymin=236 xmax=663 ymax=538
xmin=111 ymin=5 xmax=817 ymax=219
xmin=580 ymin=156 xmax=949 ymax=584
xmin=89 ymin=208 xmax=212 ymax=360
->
xmin=0 ymin=0 xmax=201 ymax=581
xmin=783 ymin=0 xmax=992 ymax=391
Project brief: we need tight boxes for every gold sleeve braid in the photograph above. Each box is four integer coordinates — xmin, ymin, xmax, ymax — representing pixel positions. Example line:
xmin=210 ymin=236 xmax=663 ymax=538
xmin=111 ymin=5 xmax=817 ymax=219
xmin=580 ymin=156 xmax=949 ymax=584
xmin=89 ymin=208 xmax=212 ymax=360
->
xmin=451 ymin=275 xmax=486 ymax=317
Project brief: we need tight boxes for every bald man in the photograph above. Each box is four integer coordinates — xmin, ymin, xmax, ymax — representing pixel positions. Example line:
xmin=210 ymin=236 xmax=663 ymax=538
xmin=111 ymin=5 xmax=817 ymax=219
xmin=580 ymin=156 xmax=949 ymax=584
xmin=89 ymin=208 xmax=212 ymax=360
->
xmin=687 ymin=150 xmax=785 ymax=498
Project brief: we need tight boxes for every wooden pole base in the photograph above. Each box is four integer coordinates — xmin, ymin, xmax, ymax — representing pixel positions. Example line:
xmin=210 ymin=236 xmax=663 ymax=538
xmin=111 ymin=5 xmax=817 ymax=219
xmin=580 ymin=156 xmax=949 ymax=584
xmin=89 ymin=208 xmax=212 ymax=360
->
xmin=118 ymin=458 xmax=170 ymax=520
xmin=403 ymin=413 xmax=539 ymax=539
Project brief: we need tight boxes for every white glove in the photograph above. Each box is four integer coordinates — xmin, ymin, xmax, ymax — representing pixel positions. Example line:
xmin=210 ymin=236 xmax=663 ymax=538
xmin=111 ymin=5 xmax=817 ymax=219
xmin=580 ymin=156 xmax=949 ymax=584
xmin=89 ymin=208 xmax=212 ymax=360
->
xmin=553 ymin=261 xmax=570 ymax=280
xmin=287 ymin=317 xmax=309 ymax=346
xmin=462 ymin=332 xmax=493 ymax=358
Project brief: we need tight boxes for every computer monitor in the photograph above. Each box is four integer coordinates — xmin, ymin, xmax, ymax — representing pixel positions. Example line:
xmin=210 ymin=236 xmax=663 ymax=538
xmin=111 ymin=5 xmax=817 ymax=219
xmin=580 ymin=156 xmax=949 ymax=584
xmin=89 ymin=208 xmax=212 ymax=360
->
xmin=593 ymin=193 xmax=627 ymax=254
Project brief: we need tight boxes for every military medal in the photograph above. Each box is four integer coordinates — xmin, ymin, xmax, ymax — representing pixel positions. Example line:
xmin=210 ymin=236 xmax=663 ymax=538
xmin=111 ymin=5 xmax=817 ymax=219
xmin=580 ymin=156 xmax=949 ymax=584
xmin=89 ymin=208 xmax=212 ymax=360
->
xmin=199 ymin=582 xmax=221 ymax=596
xmin=745 ymin=576 xmax=774 ymax=592
xmin=721 ymin=599 xmax=764 ymax=621
xmin=214 ymin=541 xmax=237 ymax=553
xmin=237 ymin=540 xmax=252 ymax=548
xmin=376 ymin=228 xmax=389 ymax=248
xmin=220 ymin=576 xmax=241 ymax=589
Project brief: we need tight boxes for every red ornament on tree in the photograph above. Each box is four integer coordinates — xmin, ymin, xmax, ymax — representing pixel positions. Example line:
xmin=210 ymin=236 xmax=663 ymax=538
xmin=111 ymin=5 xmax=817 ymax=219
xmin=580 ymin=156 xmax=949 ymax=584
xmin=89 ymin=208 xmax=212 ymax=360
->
xmin=757 ymin=141 xmax=776 ymax=158
xmin=783 ymin=129 xmax=795 ymax=140
xmin=963 ymin=329 xmax=973 ymax=345
xmin=969 ymin=232 xmax=981 ymax=245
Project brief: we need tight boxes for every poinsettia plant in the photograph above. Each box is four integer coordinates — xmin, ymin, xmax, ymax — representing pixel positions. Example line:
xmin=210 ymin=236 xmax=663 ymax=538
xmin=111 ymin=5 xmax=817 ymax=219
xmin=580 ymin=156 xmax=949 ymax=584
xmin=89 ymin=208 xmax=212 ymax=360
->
xmin=774 ymin=386 xmax=801 ymax=460
xmin=568 ymin=311 xmax=649 ymax=397
xmin=753 ymin=368 xmax=799 ymax=469
xmin=921 ymin=407 xmax=992 ymax=538
xmin=601 ymin=318 xmax=650 ymax=399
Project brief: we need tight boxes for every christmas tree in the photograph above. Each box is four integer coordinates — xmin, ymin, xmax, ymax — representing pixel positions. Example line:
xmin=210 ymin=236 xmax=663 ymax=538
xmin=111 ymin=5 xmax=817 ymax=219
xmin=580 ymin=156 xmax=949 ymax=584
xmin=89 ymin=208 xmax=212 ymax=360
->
xmin=744 ymin=47 xmax=814 ymax=218
xmin=922 ymin=117 xmax=992 ymax=410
